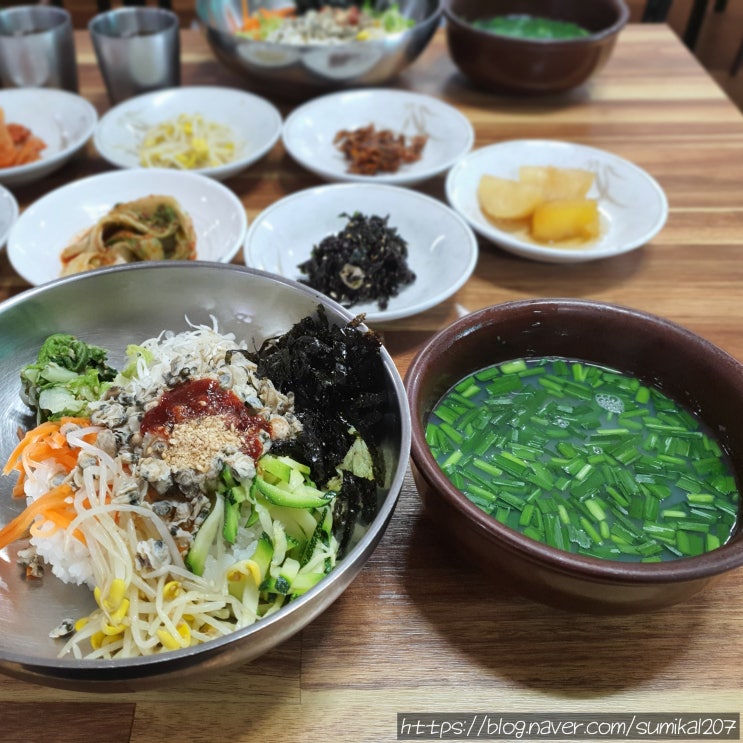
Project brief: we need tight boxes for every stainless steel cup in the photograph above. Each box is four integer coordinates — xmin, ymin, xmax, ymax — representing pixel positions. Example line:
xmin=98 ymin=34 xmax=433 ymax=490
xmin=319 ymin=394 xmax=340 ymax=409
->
xmin=89 ymin=7 xmax=181 ymax=104
xmin=0 ymin=5 xmax=78 ymax=92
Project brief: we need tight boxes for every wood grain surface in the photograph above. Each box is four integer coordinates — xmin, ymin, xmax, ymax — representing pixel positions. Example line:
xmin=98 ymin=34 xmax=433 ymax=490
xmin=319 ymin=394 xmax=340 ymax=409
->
xmin=1 ymin=25 xmax=743 ymax=743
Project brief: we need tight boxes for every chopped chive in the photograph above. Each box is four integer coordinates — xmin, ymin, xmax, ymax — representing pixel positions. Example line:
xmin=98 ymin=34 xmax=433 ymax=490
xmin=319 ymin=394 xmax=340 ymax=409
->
xmin=584 ymin=498 xmax=607 ymax=521
xmin=427 ymin=356 xmax=740 ymax=563
xmin=441 ymin=450 xmax=463 ymax=469
xmin=500 ymin=359 xmax=527 ymax=374
xmin=519 ymin=503 xmax=535 ymax=527
xmin=472 ymin=459 xmax=503 ymax=478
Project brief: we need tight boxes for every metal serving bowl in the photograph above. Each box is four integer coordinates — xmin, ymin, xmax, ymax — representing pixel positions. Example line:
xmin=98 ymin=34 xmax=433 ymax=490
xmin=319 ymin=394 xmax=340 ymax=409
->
xmin=196 ymin=0 xmax=443 ymax=99
xmin=0 ymin=263 xmax=411 ymax=691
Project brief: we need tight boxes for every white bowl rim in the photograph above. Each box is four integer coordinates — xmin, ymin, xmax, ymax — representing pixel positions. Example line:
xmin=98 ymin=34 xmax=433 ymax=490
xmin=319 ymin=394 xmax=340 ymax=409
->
xmin=0 ymin=184 xmax=19 ymax=251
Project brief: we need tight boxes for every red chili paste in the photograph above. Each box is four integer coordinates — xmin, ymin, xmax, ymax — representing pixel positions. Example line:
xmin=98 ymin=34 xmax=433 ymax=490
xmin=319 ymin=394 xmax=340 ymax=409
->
xmin=140 ymin=378 xmax=270 ymax=460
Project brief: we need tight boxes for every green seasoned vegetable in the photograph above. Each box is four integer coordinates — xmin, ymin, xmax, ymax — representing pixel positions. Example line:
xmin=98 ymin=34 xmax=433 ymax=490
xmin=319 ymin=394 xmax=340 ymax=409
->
xmin=427 ymin=357 xmax=741 ymax=562
xmin=185 ymin=492 xmax=225 ymax=576
xmin=471 ymin=14 xmax=590 ymax=40
xmin=20 ymin=333 xmax=118 ymax=422
xmin=219 ymin=467 xmax=250 ymax=544
xmin=187 ymin=456 xmax=339 ymax=604
xmin=253 ymin=454 xmax=335 ymax=510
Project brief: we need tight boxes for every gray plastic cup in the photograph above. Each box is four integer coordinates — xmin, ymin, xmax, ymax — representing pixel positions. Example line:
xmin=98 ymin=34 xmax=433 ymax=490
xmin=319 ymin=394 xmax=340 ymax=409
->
xmin=0 ymin=5 xmax=78 ymax=92
xmin=89 ymin=7 xmax=181 ymax=104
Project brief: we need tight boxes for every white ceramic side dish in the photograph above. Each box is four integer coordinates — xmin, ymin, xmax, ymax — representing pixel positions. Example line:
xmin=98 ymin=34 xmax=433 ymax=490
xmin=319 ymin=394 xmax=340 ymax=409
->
xmin=282 ymin=88 xmax=475 ymax=186
xmin=243 ymin=182 xmax=478 ymax=323
xmin=445 ymin=139 xmax=669 ymax=264
xmin=8 ymin=168 xmax=248 ymax=285
xmin=94 ymin=86 xmax=282 ymax=181
xmin=0 ymin=89 xmax=98 ymax=188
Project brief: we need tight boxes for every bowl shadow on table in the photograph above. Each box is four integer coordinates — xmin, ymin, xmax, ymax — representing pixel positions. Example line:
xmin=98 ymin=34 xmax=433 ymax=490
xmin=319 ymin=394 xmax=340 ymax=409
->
xmin=437 ymin=68 xmax=601 ymax=109
xmin=402 ymin=513 xmax=706 ymax=696
xmin=276 ymin=154 xmax=326 ymax=192
xmin=477 ymin=239 xmax=649 ymax=295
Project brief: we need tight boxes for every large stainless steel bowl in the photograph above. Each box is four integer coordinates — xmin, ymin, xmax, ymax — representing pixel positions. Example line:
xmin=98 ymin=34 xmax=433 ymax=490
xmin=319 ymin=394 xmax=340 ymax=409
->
xmin=0 ymin=263 xmax=411 ymax=691
xmin=196 ymin=0 xmax=443 ymax=98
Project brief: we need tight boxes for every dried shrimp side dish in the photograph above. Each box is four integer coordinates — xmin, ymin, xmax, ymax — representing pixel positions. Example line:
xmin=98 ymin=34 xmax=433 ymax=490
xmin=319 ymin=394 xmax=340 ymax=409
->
xmin=334 ymin=124 xmax=428 ymax=175
xmin=0 ymin=309 xmax=387 ymax=658
xmin=139 ymin=113 xmax=239 ymax=170
xmin=0 ymin=107 xmax=46 ymax=169
xmin=60 ymin=195 xmax=197 ymax=276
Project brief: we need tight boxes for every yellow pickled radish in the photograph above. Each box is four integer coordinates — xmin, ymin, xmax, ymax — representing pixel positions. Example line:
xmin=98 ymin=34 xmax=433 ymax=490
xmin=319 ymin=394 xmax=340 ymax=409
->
xmin=519 ymin=165 xmax=595 ymax=201
xmin=477 ymin=174 xmax=543 ymax=220
xmin=531 ymin=199 xmax=600 ymax=242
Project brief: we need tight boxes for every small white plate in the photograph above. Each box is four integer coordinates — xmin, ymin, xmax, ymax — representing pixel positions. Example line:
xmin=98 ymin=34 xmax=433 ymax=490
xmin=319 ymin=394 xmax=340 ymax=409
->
xmin=94 ymin=86 xmax=282 ymax=182
xmin=0 ymin=89 xmax=98 ymax=189
xmin=8 ymin=168 xmax=247 ymax=286
xmin=282 ymin=88 xmax=475 ymax=186
xmin=243 ymin=183 xmax=478 ymax=323
xmin=0 ymin=185 xmax=19 ymax=250
xmin=446 ymin=140 xmax=669 ymax=264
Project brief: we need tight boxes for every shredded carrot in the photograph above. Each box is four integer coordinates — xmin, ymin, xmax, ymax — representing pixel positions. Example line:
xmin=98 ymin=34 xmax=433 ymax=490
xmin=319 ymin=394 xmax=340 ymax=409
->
xmin=0 ymin=417 xmax=106 ymax=549
xmin=239 ymin=5 xmax=295 ymax=35
xmin=3 ymin=417 xmax=93 ymax=497
xmin=29 ymin=503 xmax=87 ymax=546
xmin=241 ymin=16 xmax=260 ymax=31
xmin=0 ymin=483 xmax=76 ymax=550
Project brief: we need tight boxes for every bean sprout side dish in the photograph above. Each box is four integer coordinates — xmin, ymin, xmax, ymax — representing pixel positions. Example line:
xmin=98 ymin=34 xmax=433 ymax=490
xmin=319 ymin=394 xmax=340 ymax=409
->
xmin=0 ymin=309 xmax=387 ymax=659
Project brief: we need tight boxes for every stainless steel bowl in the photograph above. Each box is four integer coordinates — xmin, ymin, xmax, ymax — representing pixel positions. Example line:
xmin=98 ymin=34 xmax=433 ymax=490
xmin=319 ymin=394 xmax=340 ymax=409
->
xmin=0 ymin=263 xmax=411 ymax=691
xmin=196 ymin=0 xmax=443 ymax=98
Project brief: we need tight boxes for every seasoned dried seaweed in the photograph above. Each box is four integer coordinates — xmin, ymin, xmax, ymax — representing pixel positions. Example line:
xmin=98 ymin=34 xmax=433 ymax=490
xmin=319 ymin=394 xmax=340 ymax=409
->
xmin=234 ymin=307 xmax=390 ymax=552
xmin=333 ymin=472 xmax=379 ymax=556
xmin=298 ymin=212 xmax=416 ymax=310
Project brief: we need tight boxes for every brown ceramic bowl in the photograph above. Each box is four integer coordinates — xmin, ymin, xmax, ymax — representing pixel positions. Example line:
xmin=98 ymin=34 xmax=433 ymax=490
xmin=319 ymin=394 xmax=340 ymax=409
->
xmin=444 ymin=0 xmax=629 ymax=95
xmin=405 ymin=299 xmax=743 ymax=613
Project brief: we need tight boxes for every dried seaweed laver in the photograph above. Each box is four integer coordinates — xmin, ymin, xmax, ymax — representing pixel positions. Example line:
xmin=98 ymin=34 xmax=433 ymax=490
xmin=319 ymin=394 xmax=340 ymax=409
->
xmin=237 ymin=307 xmax=389 ymax=554
xmin=60 ymin=194 xmax=197 ymax=277
xmin=298 ymin=211 xmax=416 ymax=310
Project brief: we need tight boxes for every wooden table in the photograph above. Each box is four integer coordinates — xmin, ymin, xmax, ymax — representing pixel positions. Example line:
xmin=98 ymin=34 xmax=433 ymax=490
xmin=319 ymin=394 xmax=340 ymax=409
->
xmin=2 ymin=25 xmax=743 ymax=743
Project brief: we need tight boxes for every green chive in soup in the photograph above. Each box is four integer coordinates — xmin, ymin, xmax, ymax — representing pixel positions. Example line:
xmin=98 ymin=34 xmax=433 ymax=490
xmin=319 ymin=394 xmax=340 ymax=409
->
xmin=426 ymin=357 xmax=740 ymax=562
xmin=471 ymin=15 xmax=590 ymax=41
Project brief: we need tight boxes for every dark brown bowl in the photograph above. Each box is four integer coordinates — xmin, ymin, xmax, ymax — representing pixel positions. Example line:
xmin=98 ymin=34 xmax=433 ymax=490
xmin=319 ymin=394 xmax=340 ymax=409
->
xmin=405 ymin=299 xmax=743 ymax=613
xmin=444 ymin=0 xmax=629 ymax=95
